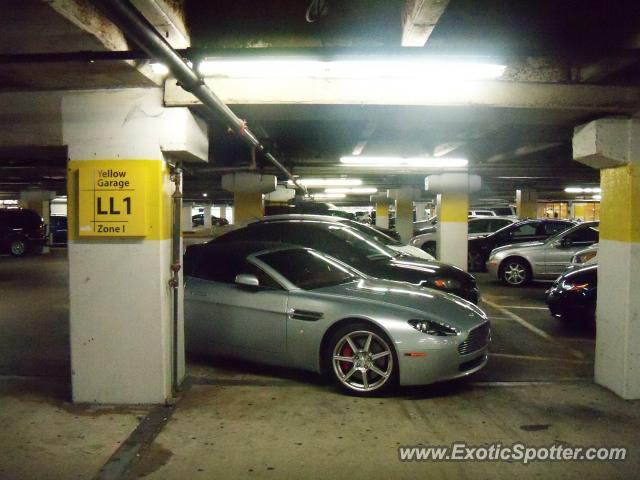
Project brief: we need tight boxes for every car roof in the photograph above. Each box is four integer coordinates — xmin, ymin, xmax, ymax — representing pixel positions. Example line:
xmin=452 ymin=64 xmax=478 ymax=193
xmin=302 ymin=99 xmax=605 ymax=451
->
xmin=255 ymin=213 xmax=347 ymax=224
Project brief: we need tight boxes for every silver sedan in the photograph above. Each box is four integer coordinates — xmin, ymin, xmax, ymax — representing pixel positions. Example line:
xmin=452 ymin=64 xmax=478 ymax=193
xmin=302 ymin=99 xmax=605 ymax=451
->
xmin=184 ymin=242 xmax=490 ymax=395
xmin=487 ymin=221 xmax=599 ymax=286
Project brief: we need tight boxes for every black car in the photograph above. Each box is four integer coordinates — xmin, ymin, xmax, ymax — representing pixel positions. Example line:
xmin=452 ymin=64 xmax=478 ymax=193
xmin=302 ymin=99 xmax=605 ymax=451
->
xmin=546 ymin=264 xmax=597 ymax=323
xmin=0 ymin=208 xmax=46 ymax=256
xmin=192 ymin=214 xmax=229 ymax=227
xmin=211 ymin=217 xmax=479 ymax=303
xmin=49 ymin=215 xmax=68 ymax=246
xmin=468 ymin=219 xmax=575 ymax=271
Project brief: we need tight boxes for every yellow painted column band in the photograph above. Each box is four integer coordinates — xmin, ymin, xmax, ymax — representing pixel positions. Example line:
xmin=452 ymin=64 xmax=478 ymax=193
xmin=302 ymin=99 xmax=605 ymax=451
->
xmin=234 ymin=191 xmax=264 ymax=222
xmin=376 ymin=202 xmax=389 ymax=218
xmin=440 ymin=192 xmax=469 ymax=222
xmin=67 ymin=159 xmax=171 ymax=241
xmin=600 ymin=165 xmax=640 ymax=243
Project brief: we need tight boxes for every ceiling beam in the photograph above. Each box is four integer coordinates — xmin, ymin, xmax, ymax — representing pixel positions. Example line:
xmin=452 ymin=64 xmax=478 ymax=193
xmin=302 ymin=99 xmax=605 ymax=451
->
xmin=401 ymin=0 xmax=450 ymax=47
xmin=166 ymin=77 xmax=640 ymax=113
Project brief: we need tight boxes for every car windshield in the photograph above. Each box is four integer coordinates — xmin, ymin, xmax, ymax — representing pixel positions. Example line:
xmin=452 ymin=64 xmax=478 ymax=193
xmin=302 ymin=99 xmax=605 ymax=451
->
xmin=326 ymin=224 xmax=399 ymax=259
xmin=257 ymin=249 xmax=359 ymax=290
xmin=344 ymin=221 xmax=401 ymax=246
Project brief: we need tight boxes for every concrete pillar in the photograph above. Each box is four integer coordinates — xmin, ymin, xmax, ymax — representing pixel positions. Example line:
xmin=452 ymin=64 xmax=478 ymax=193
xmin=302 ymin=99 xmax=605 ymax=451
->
xmin=436 ymin=192 xmax=469 ymax=269
xmin=426 ymin=173 xmax=481 ymax=270
xmin=203 ymin=203 xmax=213 ymax=229
xmin=371 ymin=194 xmax=392 ymax=229
xmin=414 ymin=201 xmax=428 ymax=222
xmin=573 ymin=117 xmax=640 ymax=399
xmin=376 ymin=202 xmax=390 ymax=229
xmin=182 ymin=202 xmax=194 ymax=232
xmin=516 ymin=189 xmax=538 ymax=219
xmin=234 ymin=192 xmax=263 ymax=223
xmin=388 ymin=188 xmax=418 ymax=243
xmin=222 ymin=173 xmax=276 ymax=224
xmin=63 ymin=88 xmax=207 ymax=404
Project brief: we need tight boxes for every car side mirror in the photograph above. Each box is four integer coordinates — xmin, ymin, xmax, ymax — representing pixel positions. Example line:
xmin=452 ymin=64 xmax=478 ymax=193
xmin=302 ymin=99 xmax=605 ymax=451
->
xmin=235 ymin=273 xmax=260 ymax=287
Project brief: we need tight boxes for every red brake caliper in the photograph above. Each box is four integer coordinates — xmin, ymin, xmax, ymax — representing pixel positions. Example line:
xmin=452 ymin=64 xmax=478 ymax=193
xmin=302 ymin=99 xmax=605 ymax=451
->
xmin=340 ymin=344 xmax=353 ymax=372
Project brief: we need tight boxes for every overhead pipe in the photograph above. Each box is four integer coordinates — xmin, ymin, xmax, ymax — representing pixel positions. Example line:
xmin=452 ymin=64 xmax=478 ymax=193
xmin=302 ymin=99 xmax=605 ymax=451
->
xmin=90 ymin=0 xmax=306 ymax=194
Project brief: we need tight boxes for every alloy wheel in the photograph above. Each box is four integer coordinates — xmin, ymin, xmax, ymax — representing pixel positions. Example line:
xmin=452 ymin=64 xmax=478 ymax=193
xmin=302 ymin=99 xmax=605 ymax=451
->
xmin=503 ymin=262 xmax=527 ymax=286
xmin=332 ymin=330 xmax=393 ymax=393
xmin=10 ymin=240 xmax=26 ymax=257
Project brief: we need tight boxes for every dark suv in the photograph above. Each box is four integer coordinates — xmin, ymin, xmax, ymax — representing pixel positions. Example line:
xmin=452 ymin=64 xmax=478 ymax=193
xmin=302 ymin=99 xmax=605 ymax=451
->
xmin=211 ymin=216 xmax=479 ymax=304
xmin=0 ymin=208 xmax=46 ymax=256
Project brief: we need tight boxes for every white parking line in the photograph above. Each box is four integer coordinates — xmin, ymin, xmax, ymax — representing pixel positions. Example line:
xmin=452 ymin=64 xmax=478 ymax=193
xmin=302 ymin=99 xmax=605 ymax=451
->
xmin=482 ymin=297 xmax=585 ymax=360
xmin=489 ymin=353 xmax=591 ymax=364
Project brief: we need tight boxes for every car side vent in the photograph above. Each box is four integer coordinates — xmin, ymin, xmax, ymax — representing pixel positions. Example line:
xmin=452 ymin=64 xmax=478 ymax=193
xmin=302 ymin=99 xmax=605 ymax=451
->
xmin=289 ymin=309 xmax=323 ymax=321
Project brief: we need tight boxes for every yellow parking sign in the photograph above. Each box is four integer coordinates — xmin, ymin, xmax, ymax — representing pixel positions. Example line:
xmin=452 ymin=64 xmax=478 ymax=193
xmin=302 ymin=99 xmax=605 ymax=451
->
xmin=78 ymin=164 xmax=147 ymax=237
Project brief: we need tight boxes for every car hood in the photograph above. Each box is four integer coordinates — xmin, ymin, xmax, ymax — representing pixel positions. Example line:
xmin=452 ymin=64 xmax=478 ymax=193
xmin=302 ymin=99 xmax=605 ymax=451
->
xmin=383 ymin=255 xmax=475 ymax=285
xmin=314 ymin=278 xmax=486 ymax=330
xmin=491 ymin=241 xmax=545 ymax=255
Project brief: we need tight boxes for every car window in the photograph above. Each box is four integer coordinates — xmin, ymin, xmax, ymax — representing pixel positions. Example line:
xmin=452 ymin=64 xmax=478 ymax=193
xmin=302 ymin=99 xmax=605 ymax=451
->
xmin=196 ymin=252 xmax=248 ymax=283
xmin=565 ymin=224 xmax=599 ymax=244
xmin=242 ymin=263 xmax=283 ymax=290
xmin=489 ymin=219 xmax=512 ymax=231
xmin=511 ymin=223 xmax=538 ymax=237
xmin=257 ymin=249 xmax=358 ymax=290
xmin=468 ymin=219 xmax=490 ymax=233
xmin=541 ymin=221 xmax=570 ymax=236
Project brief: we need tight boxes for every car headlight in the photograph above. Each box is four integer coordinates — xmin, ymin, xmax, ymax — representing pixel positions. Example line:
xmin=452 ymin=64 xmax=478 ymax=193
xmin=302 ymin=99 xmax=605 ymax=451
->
xmin=428 ymin=277 xmax=462 ymax=290
xmin=408 ymin=319 xmax=460 ymax=336
xmin=573 ymin=251 xmax=597 ymax=264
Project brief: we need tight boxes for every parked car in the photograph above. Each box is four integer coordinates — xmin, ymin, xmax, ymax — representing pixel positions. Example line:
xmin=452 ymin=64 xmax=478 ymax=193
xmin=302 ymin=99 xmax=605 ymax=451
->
xmin=487 ymin=221 xmax=599 ymax=286
xmin=354 ymin=211 xmax=372 ymax=224
xmin=567 ymin=244 xmax=598 ymax=271
xmin=468 ymin=219 xmax=575 ymax=272
xmin=468 ymin=209 xmax=497 ymax=217
xmin=261 ymin=214 xmax=434 ymax=260
xmin=410 ymin=216 xmax=517 ymax=257
xmin=0 ymin=208 xmax=46 ymax=256
xmin=546 ymin=264 xmax=597 ymax=324
xmin=184 ymin=241 xmax=490 ymax=395
xmin=211 ymin=215 xmax=479 ymax=303
xmin=49 ymin=215 xmax=68 ymax=246
xmin=192 ymin=213 xmax=229 ymax=227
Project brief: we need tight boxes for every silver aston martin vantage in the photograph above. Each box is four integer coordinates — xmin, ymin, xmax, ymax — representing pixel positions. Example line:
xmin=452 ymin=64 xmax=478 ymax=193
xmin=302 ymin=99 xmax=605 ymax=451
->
xmin=184 ymin=241 xmax=490 ymax=395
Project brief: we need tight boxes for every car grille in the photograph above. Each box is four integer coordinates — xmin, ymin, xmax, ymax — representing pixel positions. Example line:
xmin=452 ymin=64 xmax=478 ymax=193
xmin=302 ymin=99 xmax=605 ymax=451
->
xmin=458 ymin=322 xmax=490 ymax=355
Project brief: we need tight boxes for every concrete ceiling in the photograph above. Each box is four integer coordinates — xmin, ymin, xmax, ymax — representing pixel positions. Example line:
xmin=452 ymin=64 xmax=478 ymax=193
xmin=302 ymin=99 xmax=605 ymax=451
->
xmin=1 ymin=0 xmax=639 ymax=203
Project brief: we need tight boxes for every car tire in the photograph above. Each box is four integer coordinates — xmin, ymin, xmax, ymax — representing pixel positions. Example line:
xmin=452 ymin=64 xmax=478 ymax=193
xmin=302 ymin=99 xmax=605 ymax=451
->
xmin=468 ymin=251 xmax=484 ymax=272
xmin=325 ymin=322 xmax=398 ymax=396
xmin=421 ymin=242 xmax=436 ymax=258
xmin=500 ymin=258 xmax=531 ymax=287
xmin=9 ymin=237 xmax=27 ymax=257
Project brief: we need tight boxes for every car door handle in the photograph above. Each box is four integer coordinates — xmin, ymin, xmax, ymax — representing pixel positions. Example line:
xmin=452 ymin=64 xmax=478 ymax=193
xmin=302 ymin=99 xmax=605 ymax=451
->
xmin=288 ymin=309 xmax=323 ymax=321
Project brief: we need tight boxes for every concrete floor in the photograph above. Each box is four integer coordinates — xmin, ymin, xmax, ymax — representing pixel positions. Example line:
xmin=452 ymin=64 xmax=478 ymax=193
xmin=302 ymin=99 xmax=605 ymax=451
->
xmin=1 ymin=250 xmax=639 ymax=479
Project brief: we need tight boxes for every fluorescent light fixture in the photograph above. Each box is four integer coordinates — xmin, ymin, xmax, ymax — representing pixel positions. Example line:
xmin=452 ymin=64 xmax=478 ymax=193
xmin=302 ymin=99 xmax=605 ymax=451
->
xmin=287 ymin=178 xmax=362 ymax=187
xmin=340 ymin=156 xmax=468 ymax=169
xmin=592 ymin=194 xmax=602 ymax=201
xmin=565 ymin=187 xmax=602 ymax=194
xmin=202 ymin=193 xmax=208 ymax=197
xmin=351 ymin=140 xmax=368 ymax=156
xmin=198 ymin=58 xmax=506 ymax=81
xmin=325 ymin=187 xmax=378 ymax=194
xmin=311 ymin=193 xmax=347 ymax=200
xmin=150 ymin=62 xmax=169 ymax=75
